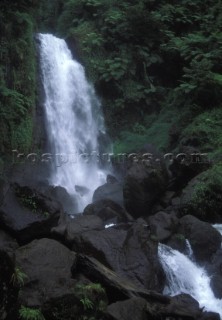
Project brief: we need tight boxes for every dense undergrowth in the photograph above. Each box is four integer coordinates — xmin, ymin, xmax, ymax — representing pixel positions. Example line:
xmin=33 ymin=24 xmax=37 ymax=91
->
xmin=0 ymin=1 xmax=40 ymax=169
xmin=1 ymin=0 xmax=222 ymax=156
xmin=49 ymin=0 xmax=222 ymax=156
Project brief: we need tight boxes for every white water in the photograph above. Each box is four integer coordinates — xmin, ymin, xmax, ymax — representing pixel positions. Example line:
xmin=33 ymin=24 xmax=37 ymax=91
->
xmin=185 ymin=239 xmax=194 ymax=259
xmin=38 ymin=34 xmax=107 ymax=212
xmin=158 ymin=244 xmax=222 ymax=317
xmin=213 ymin=224 xmax=222 ymax=236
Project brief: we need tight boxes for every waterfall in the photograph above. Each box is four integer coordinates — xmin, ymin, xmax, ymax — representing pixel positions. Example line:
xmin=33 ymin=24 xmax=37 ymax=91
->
xmin=185 ymin=239 xmax=194 ymax=259
xmin=38 ymin=33 xmax=108 ymax=212
xmin=158 ymin=244 xmax=222 ymax=317
xmin=213 ymin=224 xmax=222 ymax=236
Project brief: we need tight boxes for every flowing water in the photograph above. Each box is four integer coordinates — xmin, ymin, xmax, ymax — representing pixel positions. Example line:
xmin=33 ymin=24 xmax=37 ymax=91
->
xmin=38 ymin=33 xmax=108 ymax=212
xmin=185 ymin=239 xmax=194 ymax=259
xmin=213 ymin=224 xmax=222 ymax=236
xmin=158 ymin=244 xmax=222 ymax=317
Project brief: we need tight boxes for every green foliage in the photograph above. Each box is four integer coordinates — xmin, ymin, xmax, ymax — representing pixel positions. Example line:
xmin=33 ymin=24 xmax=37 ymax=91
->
xmin=80 ymin=297 xmax=94 ymax=311
xmin=15 ymin=188 xmax=50 ymax=218
xmin=19 ymin=306 xmax=45 ymax=320
xmin=113 ymin=106 xmax=180 ymax=153
xmin=183 ymin=164 xmax=222 ymax=221
xmin=98 ymin=57 xmax=129 ymax=82
xmin=0 ymin=3 xmax=36 ymax=159
xmin=54 ymin=0 xmax=222 ymax=157
xmin=174 ymin=233 xmax=186 ymax=241
xmin=19 ymin=195 xmax=38 ymax=213
xmin=10 ymin=267 xmax=28 ymax=287
xmin=56 ymin=0 xmax=166 ymax=126
xmin=180 ymin=109 xmax=222 ymax=160
xmin=73 ymin=282 xmax=107 ymax=320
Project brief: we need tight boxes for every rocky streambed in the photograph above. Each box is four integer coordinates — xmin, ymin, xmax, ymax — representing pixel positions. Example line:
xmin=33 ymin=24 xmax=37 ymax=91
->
xmin=0 ymin=146 xmax=222 ymax=320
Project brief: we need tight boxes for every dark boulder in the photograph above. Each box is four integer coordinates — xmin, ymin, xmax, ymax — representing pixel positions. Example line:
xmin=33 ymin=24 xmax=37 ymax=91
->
xmin=44 ymin=185 xmax=78 ymax=215
xmin=104 ymin=297 xmax=149 ymax=320
xmin=51 ymin=213 xmax=104 ymax=245
xmin=210 ymin=275 xmax=222 ymax=300
xmin=93 ymin=182 xmax=124 ymax=207
xmin=164 ymin=293 xmax=201 ymax=318
xmin=123 ymin=162 xmax=168 ymax=219
xmin=168 ymin=145 xmax=210 ymax=191
xmin=15 ymin=238 xmax=76 ymax=307
xmin=159 ymin=191 xmax=176 ymax=208
xmin=165 ymin=233 xmax=187 ymax=254
xmin=0 ymin=184 xmax=61 ymax=244
xmin=0 ymin=178 xmax=9 ymax=206
xmin=178 ymin=215 xmax=221 ymax=263
xmin=0 ymin=250 xmax=18 ymax=320
xmin=106 ymin=174 xmax=118 ymax=184
xmin=83 ymin=199 xmax=133 ymax=225
xmin=0 ymin=229 xmax=18 ymax=255
xmin=148 ymin=211 xmax=178 ymax=242
xmin=71 ymin=220 xmax=165 ymax=292
xmin=198 ymin=312 xmax=220 ymax=320
xmin=72 ymin=227 xmax=127 ymax=268
xmin=72 ymin=253 xmax=169 ymax=304
xmin=104 ymin=294 xmax=204 ymax=320
xmin=21 ymin=182 xmax=78 ymax=215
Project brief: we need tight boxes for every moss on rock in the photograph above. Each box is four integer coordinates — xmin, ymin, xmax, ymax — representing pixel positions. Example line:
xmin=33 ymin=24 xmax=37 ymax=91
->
xmin=180 ymin=163 xmax=222 ymax=222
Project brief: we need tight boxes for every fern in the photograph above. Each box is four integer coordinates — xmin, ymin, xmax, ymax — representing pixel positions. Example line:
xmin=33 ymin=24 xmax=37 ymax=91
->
xmin=80 ymin=297 xmax=94 ymax=311
xmin=19 ymin=306 xmax=45 ymax=320
xmin=10 ymin=267 xmax=28 ymax=287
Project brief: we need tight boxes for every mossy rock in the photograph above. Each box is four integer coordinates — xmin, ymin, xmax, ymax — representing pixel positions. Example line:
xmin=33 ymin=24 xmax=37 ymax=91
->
xmin=180 ymin=163 xmax=222 ymax=222
xmin=180 ymin=108 xmax=222 ymax=162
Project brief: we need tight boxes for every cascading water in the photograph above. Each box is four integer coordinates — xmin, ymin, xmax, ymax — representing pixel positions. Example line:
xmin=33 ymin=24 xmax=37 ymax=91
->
xmin=213 ymin=224 xmax=222 ymax=236
xmin=185 ymin=239 xmax=194 ymax=259
xmin=38 ymin=33 xmax=108 ymax=212
xmin=213 ymin=224 xmax=222 ymax=248
xmin=158 ymin=244 xmax=222 ymax=317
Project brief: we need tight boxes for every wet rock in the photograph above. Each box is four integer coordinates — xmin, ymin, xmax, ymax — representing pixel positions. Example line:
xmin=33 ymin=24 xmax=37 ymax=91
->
xmin=148 ymin=211 xmax=178 ymax=242
xmin=83 ymin=199 xmax=133 ymax=225
xmin=159 ymin=191 xmax=176 ymax=208
xmin=165 ymin=293 xmax=201 ymax=318
xmin=198 ymin=312 xmax=220 ymax=320
xmin=178 ymin=215 xmax=221 ymax=262
xmin=72 ymin=253 xmax=169 ymax=304
xmin=15 ymin=238 xmax=76 ymax=307
xmin=51 ymin=214 xmax=103 ymax=245
xmin=75 ymin=185 xmax=90 ymax=197
xmin=166 ymin=233 xmax=187 ymax=254
xmin=210 ymin=275 xmax=222 ymax=300
xmin=0 ymin=178 xmax=9 ymax=206
xmin=106 ymin=174 xmax=118 ymax=184
xmin=93 ymin=182 xmax=124 ymax=207
xmin=0 ymin=184 xmax=61 ymax=244
xmin=0 ymin=229 xmax=18 ymax=254
xmin=123 ymin=161 xmax=168 ymax=219
xmin=72 ymin=220 xmax=165 ymax=292
xmin=44 ymin=185 xmax=78 ymax=215
xmin=104 ymin=293 xmax=204 ymax=320
xmin=104 ymin=297 xmax=149 ymax=320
